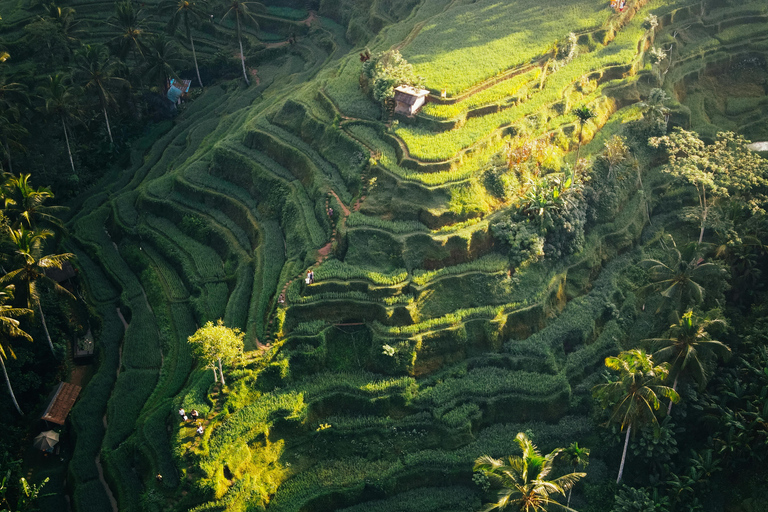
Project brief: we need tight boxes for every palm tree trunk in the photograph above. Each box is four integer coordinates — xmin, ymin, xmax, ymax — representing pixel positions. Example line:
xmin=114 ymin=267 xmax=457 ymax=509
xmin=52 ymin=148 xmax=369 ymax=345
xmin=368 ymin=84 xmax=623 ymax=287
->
xmin=0 ymin=355 xmax=23 ymax=415
xmin=617 ymin=424 xmax=631 ymax=484
xmin=236 ymin=14 xmax=250 ymax=85
xmin=575 ymin=126 xmax=583 ymax=163
xmin=37 ymin=302 xmax=55 ymax=356
xmin=189 ymin=31 xmax=203 ymax=88
xmin=61 ymin=116 xmax=77 ymax=177
xmin=567 ymin=465 xmax=575 ymax=507
xmin=3 ymin=137 xmax=12 ymax=174
xmin=698 ymin=187 xmax=707 ymax=244
xmin=667 ymin=375 xmax=679 ymax=415
xmin=102 ymin=104 xmax=114 ymax=145
xmin=218 ymin=357 xmax=225 ymax=386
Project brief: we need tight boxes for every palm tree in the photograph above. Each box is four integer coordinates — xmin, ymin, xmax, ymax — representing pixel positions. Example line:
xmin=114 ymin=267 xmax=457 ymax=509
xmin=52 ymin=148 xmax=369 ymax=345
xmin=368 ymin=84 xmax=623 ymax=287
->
xmin=162 ymin=0 xmax=208 ymax=87
xmin=0 ymin=285 xmax=32 ymax=415
xmin=109 ymin=0 xmax=148 ymax=62
xmin=37 ymin=74 xmax=82 ymax=180
xmin=561 ymin=442 xmax=589 ymax=508
xmin=572 ymin=105 xmax=596 ymax=164
xmin=2 ymin=173 xmax=66 ymax=232
xmin=473 ymin=432 xmax=586 ymax=511
xmin=647 ymin=309 xmax=730 ymax=413
xmin=0 ymin=77 xmax=29 ymax=174
xmin=73 ymin=44 xmax=127 ymax=144
xmin=142 ymin=34 xmax=183 ymax=91
xmin=593 ymin=349 xmax=679 ymax=483
xmin=638 ymin=88 xmax=669 ymax=129
xmin=0 ymin=226 xmax=75 ymax=356
xmin=641 ymin=237 xmax=727 ymax=314
xmin=221 ymin=0 xmax=265 ymax=85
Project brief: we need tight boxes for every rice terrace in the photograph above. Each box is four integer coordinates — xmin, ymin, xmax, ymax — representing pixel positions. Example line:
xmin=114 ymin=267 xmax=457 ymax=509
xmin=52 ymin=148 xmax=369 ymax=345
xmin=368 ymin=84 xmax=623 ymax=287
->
xmin=0 ymin=0 xmax=767 ymax=510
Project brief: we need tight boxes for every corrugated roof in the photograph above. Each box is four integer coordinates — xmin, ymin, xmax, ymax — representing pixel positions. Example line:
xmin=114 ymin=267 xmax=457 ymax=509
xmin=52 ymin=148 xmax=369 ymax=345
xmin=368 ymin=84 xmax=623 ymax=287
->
xmin=41 ymin=382 xmax=81 ymax=425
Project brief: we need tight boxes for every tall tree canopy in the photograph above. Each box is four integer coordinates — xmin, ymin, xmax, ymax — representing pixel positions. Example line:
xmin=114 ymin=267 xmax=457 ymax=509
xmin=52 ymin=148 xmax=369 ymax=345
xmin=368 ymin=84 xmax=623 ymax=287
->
xmin=187 ymin=319 xmax=243 ymax=386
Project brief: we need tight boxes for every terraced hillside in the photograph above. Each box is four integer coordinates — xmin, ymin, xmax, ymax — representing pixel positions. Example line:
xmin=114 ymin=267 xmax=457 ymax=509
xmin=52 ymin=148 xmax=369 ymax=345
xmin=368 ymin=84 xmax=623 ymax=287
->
xmin=57 ymin=0 xmax=768 ymax=511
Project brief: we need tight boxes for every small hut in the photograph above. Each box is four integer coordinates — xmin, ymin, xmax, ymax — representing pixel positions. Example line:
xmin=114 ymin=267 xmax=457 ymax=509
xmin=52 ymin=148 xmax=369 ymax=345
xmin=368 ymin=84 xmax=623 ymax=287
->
xmin=41 ymin=382 xmax=81 ymax=427
xmin=167 ymin=78 xmax=192 ymax=104
xmin=393 ymin=85 xmax=430 ymax=116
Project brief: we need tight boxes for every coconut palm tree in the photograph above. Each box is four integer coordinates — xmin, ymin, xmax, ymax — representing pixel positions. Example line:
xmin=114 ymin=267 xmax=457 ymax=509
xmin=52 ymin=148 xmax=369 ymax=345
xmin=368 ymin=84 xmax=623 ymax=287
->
xmin=561 ymin=442 xmax=589 ymax=508
xmin=0 ymin=285 xmax=32 ymax=415
xmin=572 ymin=105 xmax=595 ymax=164
xmin=641 ymin=237 xmax=727 ymax=314
xmin=142 ymin=34 xmax=183 ymax=90
xmin=37 ymin=74 xmax=83 ymax=180
xmin=109 ymin=0 xmax=148 ymax=62
xmin=0 ymin=226 xmax=75 ymax=356
xmin=72 ymin=44 xmax=127 ymax=144
xmin=2 ymin=173 xmax=66 ymax=232
xmin=0 ymin=77 xmax=29 ymax=174
xmin=647 ymin=309 xmax=730 ymax=413
xmin=593 ymin=349 xmax=679 ymax=483
xmin=473 ymin=432 xmax=586 ymax=511
xmin=638 ymin=88 xmax=669 ymax=129
xmin=161 ymin=0 xmax=208 ymax=87
xmin=221 ymin=0 xmax=265 ymax=85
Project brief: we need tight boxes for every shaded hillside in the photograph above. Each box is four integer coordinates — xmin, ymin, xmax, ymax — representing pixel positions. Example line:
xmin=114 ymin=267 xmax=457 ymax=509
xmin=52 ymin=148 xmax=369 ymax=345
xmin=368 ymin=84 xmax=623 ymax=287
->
xmin=38 ymin=0 xmax=768 ymax=511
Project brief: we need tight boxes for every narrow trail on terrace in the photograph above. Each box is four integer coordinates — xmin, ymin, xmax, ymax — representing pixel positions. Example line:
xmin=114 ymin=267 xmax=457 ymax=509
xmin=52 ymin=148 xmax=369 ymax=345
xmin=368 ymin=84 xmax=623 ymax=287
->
xmin=265 ymin=182 xmax=368 ymax=347
xmin=92 ymin=306 xmax=128 ymax=512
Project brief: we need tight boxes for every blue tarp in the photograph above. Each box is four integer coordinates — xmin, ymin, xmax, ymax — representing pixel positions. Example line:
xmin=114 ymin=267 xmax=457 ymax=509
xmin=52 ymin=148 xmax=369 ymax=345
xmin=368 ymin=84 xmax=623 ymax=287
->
xmin=167 ymin=85 xmax=183 ymax=103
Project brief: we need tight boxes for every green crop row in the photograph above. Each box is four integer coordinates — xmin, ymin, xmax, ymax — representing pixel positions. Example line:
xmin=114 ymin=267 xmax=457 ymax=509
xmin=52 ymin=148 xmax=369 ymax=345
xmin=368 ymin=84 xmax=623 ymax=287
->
xmin=396 ymin=9 xmax=650 ymax=161
xmin=322 ymin=57 xmax=382 ymax=121
xmin=192 ymin=282 xmax=230 ymax=324
xmin=120 ymin=303 xmax=162 ymax=370
xmin=168 ymin=190 xmax=254 ymax=253
xmin=102 ymin=443 xmax=143 ymax=512
xmin=249 ymin=220 xmax=285 ymax=340
xmin=402 ymin=0 xmax=609 ymax=94
xmin=72 ymin=479 xmax=114 ymax=512
xmin=144 ymin=215 xmax=225 ymax=280
xmin=288 ymin=286 xmax=374 ymax=305
xmin=338 ymin=486 xmax=480 ymax=512
xmin=268 ymin=457 xmax=403 ymax=512
xmin=412 ymin=253 xmax=509 ymax=286
xmin=225 ymin=263 xmax=254 ymax=331
xmin=346 ymin=212 xmax=429 ymax=234
xmin=74 ymin=208 xmax=145 ymax=302
xmin=314 ymin=258 xmax=409 ymax=285
xmin=323 ymin=411 xmax=433 ymax=432
xmin=182 ymin=160 xmax=260 ymax=212
xmin=201 ymin=391 xmax=305 ymax=469
xmin=421 ymin=68 xmax=541 ymax=120
xmin=103 ymin=369 xmax=159 ymax=450
xmin=69 ymin=246 xmax=119 ymax=304
xmin=415 ymin=366 xmax=569 ymax=414
xmin=141 ymin=244 xmax=190 ymax=301
xmin=344 ymin=124 xmax=474 ymax=186
xmin=270 ymin=100 xmax=366 ymax=193
xmin=257 ymin=119 xmax=353 ymax=202
xmin=564 ymin=320 xmax=623 ymax=381
xmin=375 ymin=302 xmax=513 ymax=336
xmin=138 ymin=400 xmax=179 ymax=488
xmin=291 ymin=320 xmax=329 ymax=336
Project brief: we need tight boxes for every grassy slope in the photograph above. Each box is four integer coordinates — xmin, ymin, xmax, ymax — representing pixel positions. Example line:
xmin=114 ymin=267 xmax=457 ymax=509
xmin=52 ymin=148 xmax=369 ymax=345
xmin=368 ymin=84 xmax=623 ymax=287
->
xmin=47 ymin=0 xmax=768 ymax=511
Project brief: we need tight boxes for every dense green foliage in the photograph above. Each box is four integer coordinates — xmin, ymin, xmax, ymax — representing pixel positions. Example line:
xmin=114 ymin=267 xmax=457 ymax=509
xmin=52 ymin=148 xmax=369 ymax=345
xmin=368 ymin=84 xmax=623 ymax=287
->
xmin=2 ymin=0 xmax=768 ymax=511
